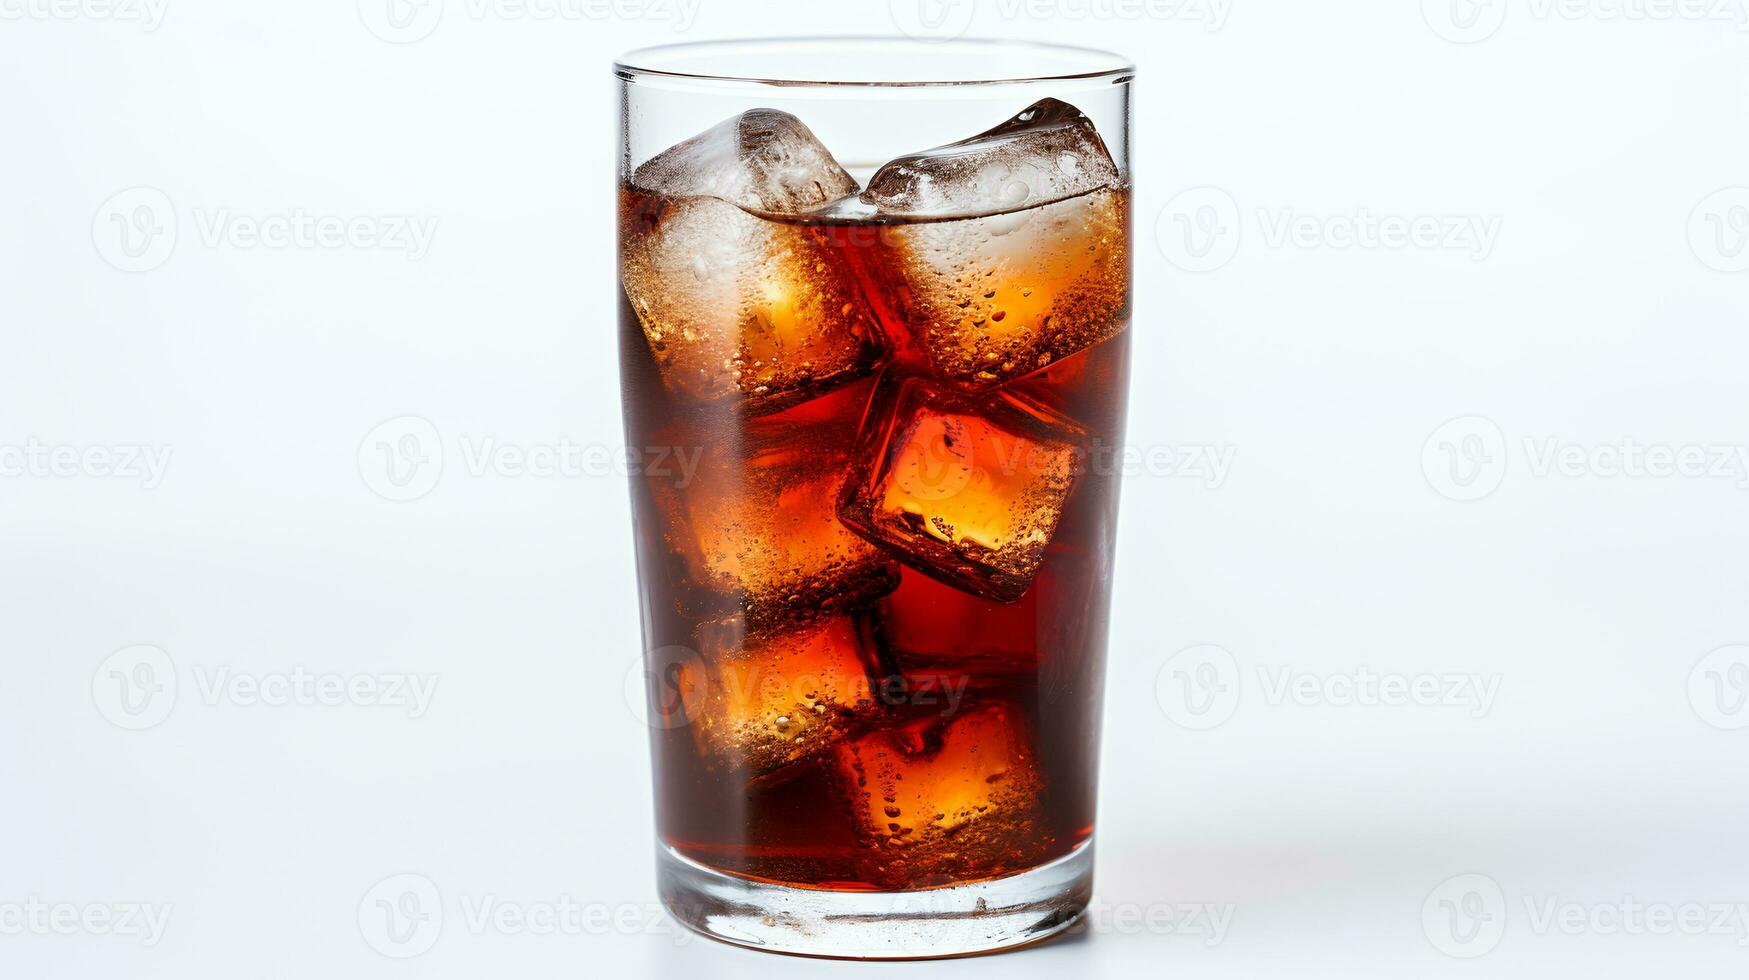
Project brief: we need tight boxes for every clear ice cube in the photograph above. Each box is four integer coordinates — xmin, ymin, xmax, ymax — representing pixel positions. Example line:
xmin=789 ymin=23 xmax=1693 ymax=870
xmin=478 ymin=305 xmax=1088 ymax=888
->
xmin=653 ymin=381 xmax=901 ymax=627
xmin=678 ymin=614 xmax=885 ymax=776
xmin=635 ymin=108 xmax=861 ymax=214
xmin=621 ymin=110 xmax=884 ymax=412
xmin=838 ymin=379 xmax=1083 ymax=603
xmin=858 ymin=99 xmax=1129 ymax=388
xmin=831 ymin=702 xmax=1046 ymax=887
xmin=861 ymin=98 xmax=1120 ymax=218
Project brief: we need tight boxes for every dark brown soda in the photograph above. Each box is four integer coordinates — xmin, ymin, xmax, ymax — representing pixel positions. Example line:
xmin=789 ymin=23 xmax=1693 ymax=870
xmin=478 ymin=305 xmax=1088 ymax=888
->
xmin=620 ymin=186 xmax=1130 ymax=892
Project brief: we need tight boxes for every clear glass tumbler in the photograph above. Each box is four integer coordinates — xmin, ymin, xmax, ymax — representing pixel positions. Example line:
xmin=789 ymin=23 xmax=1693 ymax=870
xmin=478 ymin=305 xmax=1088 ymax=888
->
xmin=617 ymin=38 xmax=1134 ymax=958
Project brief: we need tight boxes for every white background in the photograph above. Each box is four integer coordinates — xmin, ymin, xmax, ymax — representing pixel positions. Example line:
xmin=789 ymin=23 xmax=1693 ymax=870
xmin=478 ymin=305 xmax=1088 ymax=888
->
xmin=3 ymin=0 xmax=1749 ymax=977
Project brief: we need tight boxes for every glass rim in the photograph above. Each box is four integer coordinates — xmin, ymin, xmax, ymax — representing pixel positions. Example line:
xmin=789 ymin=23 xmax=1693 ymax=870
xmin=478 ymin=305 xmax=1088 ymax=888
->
xmin=614 ymin=36 xmax=1135 ymax=88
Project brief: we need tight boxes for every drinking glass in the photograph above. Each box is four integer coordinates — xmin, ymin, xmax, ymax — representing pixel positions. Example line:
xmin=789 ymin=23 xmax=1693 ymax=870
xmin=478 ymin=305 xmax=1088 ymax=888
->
xmin=617 ymin=37 xmax=1134 ymax=959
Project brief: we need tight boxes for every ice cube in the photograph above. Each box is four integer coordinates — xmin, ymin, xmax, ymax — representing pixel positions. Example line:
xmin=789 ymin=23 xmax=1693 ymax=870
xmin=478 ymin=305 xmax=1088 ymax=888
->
xmin=837 ymin=379 xmax=1083 ymax=602
xmin=861 ymin=98 xmax=1120 ymax=218
xmin=635 ymin=108 xmax=861 ymax=213
xmin=678 ymin=614 xmax=885 ymax=776
xmin=858 ymin=99 xmax=1129 ymax=388
xmin=831 ymin=702 xmax=1046 ymax=887
xmin=653 ymin=380 xmax=901 ymax=627
xmin=620 ymin=110 xmax=885 ymax=413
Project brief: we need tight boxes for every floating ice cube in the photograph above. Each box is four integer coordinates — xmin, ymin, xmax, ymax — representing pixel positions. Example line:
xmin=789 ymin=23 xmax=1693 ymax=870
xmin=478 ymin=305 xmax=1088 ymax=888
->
xmin=838 ymin=379 xmax=1083 ymax=602
xmin=620 ymin=110 xmax=884 ymax=412
xmin=861 ymin=98 xmax=1120 ymax=218
xmin=679 ymin=614 xmax=885 ymax=777
xmin=831 ymin=702 xmax=1046 ymax=888
xmin=858 ymin=99 xmax=1129 ymax=388
xmin=652 ymin=380 xmax=900 ymax=627
xmin=636 ymin=108 xmax=861 ymax=213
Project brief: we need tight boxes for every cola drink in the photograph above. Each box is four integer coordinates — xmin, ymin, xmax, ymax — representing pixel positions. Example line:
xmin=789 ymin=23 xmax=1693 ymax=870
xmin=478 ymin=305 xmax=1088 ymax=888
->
xmin=620 ymin=98 xmax=1130 ymax=894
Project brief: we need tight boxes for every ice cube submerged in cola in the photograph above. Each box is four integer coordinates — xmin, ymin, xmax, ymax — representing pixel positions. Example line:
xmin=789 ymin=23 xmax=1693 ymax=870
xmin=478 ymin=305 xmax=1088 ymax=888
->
xmin=620 ymin=98 xmax=1130 ymax=891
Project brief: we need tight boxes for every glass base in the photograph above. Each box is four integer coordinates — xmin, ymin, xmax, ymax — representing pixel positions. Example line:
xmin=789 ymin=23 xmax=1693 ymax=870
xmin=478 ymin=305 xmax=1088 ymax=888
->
xmin=657 ymin=840 xmax=1093 ymax=960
